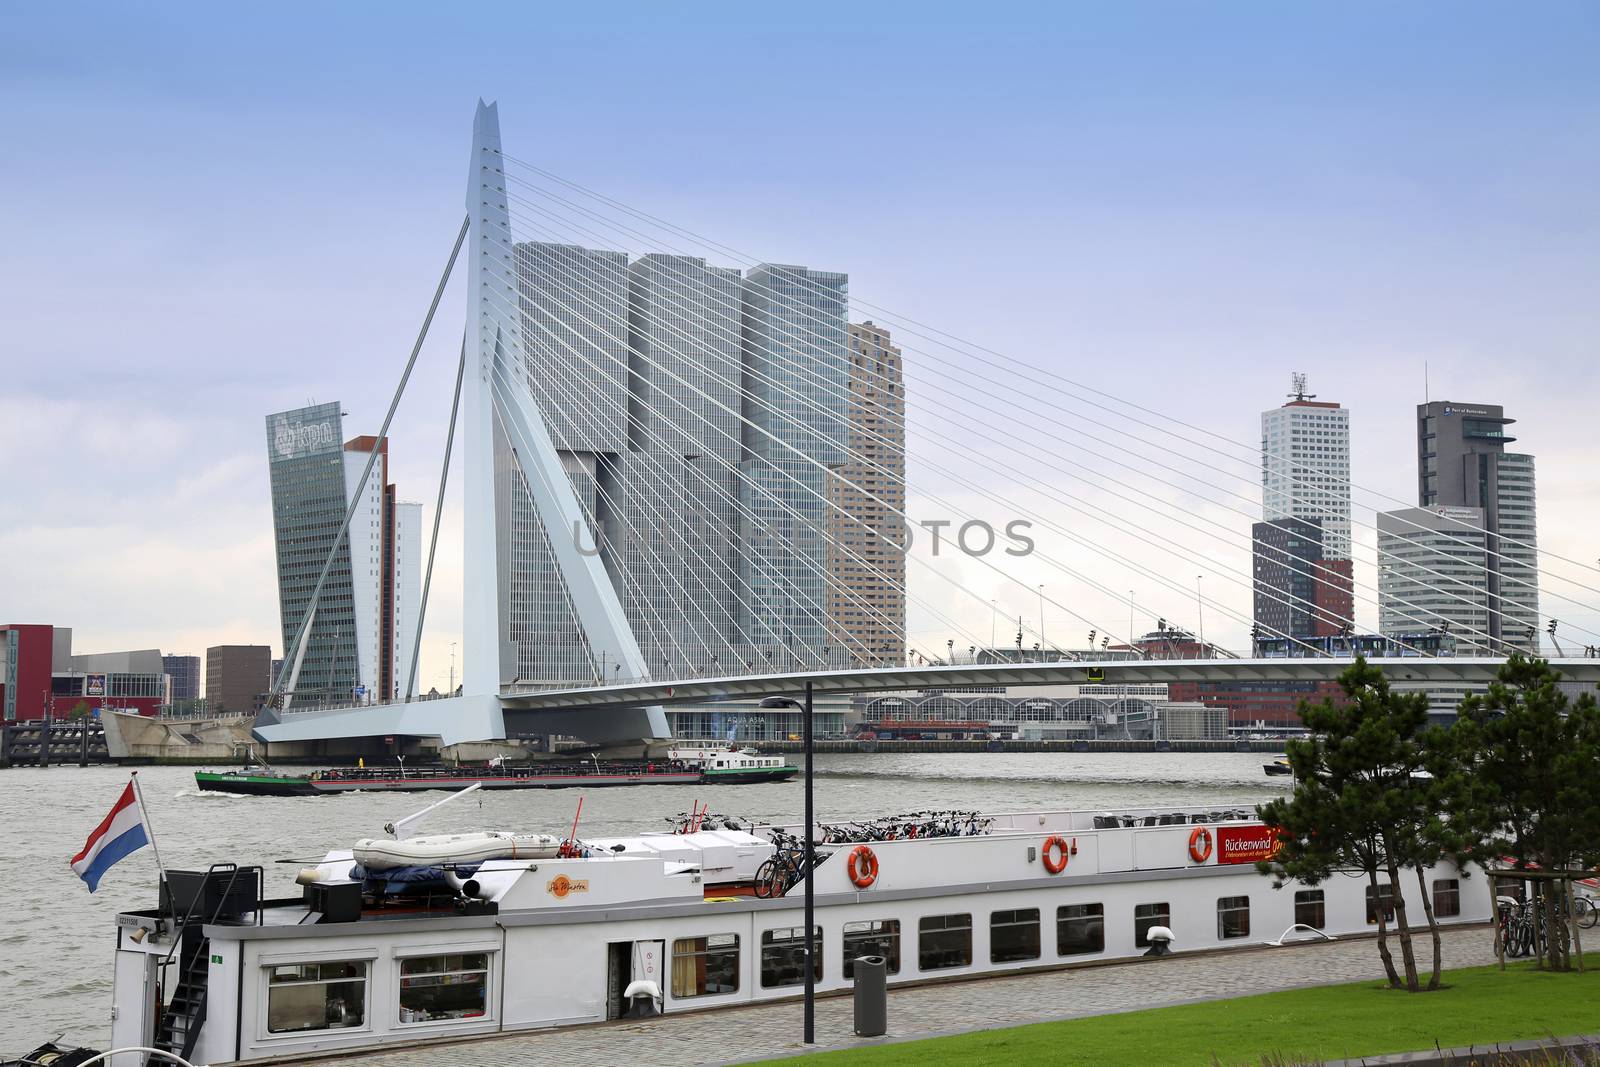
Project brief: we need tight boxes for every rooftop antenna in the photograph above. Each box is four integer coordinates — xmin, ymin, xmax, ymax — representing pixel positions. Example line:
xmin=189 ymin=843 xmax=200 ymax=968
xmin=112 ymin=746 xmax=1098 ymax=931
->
xmin=1288 ymin=372 xmax=1314 ymax=402
xmin=1424 ymin=361 xmax=1430 ymax=403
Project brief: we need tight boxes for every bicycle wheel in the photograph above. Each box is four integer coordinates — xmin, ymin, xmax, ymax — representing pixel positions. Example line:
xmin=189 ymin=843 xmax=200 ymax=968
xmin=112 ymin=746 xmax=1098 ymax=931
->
xmin=1507 ymin=917 xmax=1529 ymax=957
xmin=752 ymin=858 xmax=777 ymax=899
xmin=1577 ymin=897 xmax=1600 ymax=930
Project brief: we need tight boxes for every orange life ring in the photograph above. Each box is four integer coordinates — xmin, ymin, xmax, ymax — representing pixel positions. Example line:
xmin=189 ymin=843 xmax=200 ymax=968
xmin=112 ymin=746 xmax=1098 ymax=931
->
xmin=847 ymin=845 xmax=879 ymax=888
xmin=1041 ymin=834 xmax=1070 ymax=874
xmin=1188 ymin=826 xmax=1214 ymax=863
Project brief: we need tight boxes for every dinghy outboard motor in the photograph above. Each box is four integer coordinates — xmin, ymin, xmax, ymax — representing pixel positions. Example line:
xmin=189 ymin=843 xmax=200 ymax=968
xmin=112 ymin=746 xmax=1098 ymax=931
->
xmin=1143 ymin=925 xmax=1175 ymax=957
xmin=623 ymin=978 xmax=662 ymax=1017
xmin=444 ymin=870 xmax=485 ymax=900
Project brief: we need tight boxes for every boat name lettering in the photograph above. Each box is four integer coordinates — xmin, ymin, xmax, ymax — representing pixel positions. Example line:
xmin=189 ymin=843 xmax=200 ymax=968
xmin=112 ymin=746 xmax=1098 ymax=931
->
xmin=1215 ymin=825 xmax=1278 ymax=864
xmin=547 ymin=874 xmax=590 ymax=898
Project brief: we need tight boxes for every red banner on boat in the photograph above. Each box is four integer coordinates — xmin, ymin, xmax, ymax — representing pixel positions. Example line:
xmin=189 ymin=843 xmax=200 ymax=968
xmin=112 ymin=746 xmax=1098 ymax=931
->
xmin=1216 ymin=824 xmax=1278 ymax=864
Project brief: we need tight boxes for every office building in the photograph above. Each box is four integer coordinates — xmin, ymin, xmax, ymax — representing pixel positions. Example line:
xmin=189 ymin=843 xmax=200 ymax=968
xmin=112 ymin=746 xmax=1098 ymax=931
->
xmin=503 ymin=244 xmax=852 ymax=682
xmin=206 ymin=644 xmax=271 ymax=715
xmin=265 ymin=404 xmax=421 ymax=703
xmin=1167 ymin=678 xmax=1344 ymax=732
xmin=163 ymin=654 xmax=201 ymax=703
xmin=1256 ymin=377 xmax=1353 ymax=638
xmin=738 ymin=263 xmax=853 ymax=667
xmin=1251 ymin=519 xmax=1354 ymax=642
xmin=1416 ymin=401 xmax=1538 ymax=652
xmin=1377 ymin=506 xmax=1495 ymax=653
xmin=827 ymin=321 xmax=907 ymax=668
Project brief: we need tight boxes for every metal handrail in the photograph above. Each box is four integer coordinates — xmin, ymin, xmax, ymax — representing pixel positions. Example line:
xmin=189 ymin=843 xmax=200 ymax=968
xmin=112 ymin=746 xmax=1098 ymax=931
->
xmin=155 ymin=862 xmax=264 ymax=1055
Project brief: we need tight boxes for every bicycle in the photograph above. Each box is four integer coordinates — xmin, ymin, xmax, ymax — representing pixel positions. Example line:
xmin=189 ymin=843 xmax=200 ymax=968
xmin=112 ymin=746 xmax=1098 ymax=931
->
xmin=753 ymin=829 xmax=815 ymax=898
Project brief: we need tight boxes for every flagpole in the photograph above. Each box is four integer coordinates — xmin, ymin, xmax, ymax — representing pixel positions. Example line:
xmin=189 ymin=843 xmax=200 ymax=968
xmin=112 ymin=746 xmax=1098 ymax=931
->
xmin=129 ymin=770 xmax=167 ymax=888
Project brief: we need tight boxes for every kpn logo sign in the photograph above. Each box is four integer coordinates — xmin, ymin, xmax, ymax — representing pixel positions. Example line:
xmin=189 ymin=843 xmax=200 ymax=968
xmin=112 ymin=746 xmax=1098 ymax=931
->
xmin=272 ymin=414 xmax=339 ymax=460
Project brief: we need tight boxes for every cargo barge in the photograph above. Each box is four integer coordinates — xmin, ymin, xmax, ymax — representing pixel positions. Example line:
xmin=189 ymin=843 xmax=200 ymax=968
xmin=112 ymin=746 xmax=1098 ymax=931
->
xmin=195 ymin=747 xmax=796 ymax=796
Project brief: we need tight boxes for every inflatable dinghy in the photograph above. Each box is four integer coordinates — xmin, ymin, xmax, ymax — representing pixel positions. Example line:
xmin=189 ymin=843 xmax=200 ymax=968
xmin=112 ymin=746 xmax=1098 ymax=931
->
xmin=353 ymin=830 xmax=561 ymax=870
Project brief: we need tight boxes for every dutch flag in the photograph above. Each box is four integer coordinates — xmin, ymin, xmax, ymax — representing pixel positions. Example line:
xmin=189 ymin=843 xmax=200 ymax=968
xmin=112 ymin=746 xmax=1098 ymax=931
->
xmin=69 ymin=780 xmax=150 ymax=892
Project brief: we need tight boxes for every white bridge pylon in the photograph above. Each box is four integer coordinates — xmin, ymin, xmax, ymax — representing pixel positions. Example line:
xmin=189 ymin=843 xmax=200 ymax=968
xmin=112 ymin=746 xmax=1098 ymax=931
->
xmin=462 ymin=100 xmax=667 ymax=743
xmin=257 ymin=100 xmax=666 ymax=748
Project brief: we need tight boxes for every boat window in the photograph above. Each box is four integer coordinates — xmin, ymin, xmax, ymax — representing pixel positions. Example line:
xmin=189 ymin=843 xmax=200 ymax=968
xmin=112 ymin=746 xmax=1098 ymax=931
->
xmin=671 ymin=934 xmax=740 ymax=998
xmin=843 ymin=919 xmax=901 ymax=978
xmin=266 ymin=960 xmax=368 ymax=1034
xmin=1217 ymin=896 xmax=1250 ymax=940
xmin=1294 ymin=889 xmax=1325 ymax=929
xmin=1366 ymin=883 xmax=1396 ymax=925
xmin=1133 ymin=902 xmax=1170 ymax=948
xmin=1433 ymin=879 xmax=1461 ymax=918
xmin=1056 ymin=903 xmax=1104 ymax=956
xmin=918 ymin=913 xmax=972 ymax=971
xmin=398 ymin=953 xmax=489 ymax=1024
xmin=990 ymin=908 xmax=1041 ymax=963
xmin=760 ymin=926 xmax=822 ymax=988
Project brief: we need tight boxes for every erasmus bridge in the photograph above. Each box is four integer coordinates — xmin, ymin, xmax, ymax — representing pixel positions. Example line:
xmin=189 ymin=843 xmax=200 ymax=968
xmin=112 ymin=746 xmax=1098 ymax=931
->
xmin=253 ymin=102 xmax=1600 ymax=749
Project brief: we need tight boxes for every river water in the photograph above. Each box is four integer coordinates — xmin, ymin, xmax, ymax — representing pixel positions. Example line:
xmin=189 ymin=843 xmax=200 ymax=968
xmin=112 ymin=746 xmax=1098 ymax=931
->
xmin=0 ymin=753 xmax=1286 ymax=1050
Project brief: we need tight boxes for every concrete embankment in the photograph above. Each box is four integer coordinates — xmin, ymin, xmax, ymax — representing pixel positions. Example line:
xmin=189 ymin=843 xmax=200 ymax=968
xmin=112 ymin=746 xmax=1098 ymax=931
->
xmin=756 ymin=738 xmax=1287 ymax=754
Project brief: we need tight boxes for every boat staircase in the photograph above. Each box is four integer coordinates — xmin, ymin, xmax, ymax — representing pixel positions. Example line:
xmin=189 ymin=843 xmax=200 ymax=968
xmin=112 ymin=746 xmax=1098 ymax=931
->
xmin=154 ymin=863 xmax=264 ymax=1060
xmin=154 ymin=930 xmax=210 ymax=1058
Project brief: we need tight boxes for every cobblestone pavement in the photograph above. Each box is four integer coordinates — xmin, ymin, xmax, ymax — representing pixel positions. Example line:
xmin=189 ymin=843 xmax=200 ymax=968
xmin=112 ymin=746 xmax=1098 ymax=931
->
xmin=296 ymin=927 xmax=1497 ymax=1067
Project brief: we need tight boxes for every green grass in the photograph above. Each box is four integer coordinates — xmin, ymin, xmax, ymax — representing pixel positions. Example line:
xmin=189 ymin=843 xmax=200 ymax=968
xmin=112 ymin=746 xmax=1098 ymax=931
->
xmin=764 ymin=957 xmax=1600 ymax=1066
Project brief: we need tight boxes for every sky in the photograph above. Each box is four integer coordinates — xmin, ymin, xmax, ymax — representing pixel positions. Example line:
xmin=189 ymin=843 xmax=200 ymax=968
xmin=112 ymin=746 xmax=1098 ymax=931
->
xmin=2 ymin=2 xmax=1598 ymax=691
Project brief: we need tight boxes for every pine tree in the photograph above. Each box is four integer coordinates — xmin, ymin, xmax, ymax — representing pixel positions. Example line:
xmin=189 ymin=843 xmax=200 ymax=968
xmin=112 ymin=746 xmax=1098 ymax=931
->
xmin=1445 ymin=655 xmax=1600 ymax=972
xmin=1257 ymin=657 xmax=1449 ymax=991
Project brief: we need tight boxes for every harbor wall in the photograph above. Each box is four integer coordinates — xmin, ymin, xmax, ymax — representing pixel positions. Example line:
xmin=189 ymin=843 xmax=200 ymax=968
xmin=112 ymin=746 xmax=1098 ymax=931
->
xmin=756 ymin=738 xmax=1288 ymax=754
xmin=101 ymin=710 xmax=258 ymax=762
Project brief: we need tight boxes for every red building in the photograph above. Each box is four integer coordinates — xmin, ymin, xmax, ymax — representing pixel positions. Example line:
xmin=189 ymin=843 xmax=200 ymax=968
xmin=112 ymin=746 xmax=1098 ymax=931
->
xmin=1 ymin=623 xmax=167 ymax=720
xmin=1 ymin=623 xmax=56 ymax=721
xmin=1166 ymin=679 xmax=1345 ymax=730
xmin=1312 ymin=559 xmax=1356 ymax=639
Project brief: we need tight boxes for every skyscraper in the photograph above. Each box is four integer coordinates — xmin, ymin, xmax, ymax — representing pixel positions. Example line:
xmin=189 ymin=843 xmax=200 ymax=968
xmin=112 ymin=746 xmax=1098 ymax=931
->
xmin=501 ymin=245 xmax=851 ymax=682
xmin=739 ymin=264 xmax=852 ymax=668
xmin=1255 ymin=376 xmax=1353 ymax=639
xmin=1377 ymin=506 xmax=1491 ymax=651
xmin=1414 ymin=401 xmax=1538 ymax=652
xmin=265 ymin=404 xmax=420 ymax=703
xmin=828 ymin=322 xmax=907 ymax=667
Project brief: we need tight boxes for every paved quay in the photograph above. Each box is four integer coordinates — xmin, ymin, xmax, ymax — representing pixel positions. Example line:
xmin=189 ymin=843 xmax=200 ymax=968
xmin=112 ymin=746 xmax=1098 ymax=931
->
xmin=280 ymin=926 xmax=1498 ymax=1067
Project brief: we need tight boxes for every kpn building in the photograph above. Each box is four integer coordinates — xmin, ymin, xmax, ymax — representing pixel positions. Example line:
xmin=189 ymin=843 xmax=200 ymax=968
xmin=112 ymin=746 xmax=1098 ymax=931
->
xmin=265 ymin=402 xmax=421 ymax=707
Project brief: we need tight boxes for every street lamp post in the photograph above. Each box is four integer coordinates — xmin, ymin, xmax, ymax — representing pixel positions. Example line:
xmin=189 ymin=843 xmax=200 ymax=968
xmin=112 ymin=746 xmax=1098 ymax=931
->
xmin=802 ymin=678 xmax=813 ymax=1042
xmin=1038 ymin=584 xmax=1045 ymax=659
xmin=761 ymin=684 xmax=816 ymax=1044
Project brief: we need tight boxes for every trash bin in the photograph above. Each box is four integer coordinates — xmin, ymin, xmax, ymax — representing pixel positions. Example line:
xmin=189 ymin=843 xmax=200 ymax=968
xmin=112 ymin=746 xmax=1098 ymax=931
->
xmin=853 ymin=955 xmax=887 ymax=1037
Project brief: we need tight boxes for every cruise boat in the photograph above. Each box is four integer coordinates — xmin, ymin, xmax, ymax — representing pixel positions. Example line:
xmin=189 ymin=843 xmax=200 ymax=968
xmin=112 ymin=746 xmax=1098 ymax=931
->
xmin=95 ymin=803 xmax=1488 ymax=1064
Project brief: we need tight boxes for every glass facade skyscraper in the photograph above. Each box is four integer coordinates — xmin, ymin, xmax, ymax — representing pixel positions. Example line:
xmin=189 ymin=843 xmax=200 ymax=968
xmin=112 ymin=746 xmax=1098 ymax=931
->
xmin=1412 ymin=401 xmax=1538 ymax=652
xmin=267 ymin=402 xmax=360 ymax=701
xmin=500 ymin=245 xmax=852 ymax=683
xmin=265 ymin=403 xmax=420 ymax=703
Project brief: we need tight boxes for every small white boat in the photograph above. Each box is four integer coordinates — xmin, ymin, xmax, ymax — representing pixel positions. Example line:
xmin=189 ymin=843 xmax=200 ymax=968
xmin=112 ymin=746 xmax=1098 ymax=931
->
xmin=353 ymin=830 xmax=561 ymax=870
